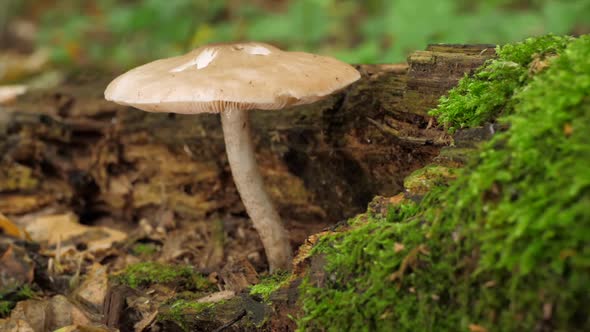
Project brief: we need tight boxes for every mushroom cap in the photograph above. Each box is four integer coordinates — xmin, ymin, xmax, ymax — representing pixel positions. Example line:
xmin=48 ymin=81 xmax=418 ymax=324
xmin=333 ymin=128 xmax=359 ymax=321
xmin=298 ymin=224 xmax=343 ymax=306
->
xmin=104 ymin=42 xmax=360 ymax=114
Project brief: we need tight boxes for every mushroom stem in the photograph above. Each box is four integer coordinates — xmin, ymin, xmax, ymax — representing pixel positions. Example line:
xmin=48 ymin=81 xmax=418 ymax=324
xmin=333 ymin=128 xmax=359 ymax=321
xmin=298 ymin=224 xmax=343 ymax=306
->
xmin=220 ymin=109 xmax=292 ymax=271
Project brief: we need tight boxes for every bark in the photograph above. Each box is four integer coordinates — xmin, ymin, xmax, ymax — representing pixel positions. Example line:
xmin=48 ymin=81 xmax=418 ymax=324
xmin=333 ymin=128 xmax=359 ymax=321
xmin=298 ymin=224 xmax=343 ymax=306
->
xmin=0 ymin=44 xmax=495 ymax=230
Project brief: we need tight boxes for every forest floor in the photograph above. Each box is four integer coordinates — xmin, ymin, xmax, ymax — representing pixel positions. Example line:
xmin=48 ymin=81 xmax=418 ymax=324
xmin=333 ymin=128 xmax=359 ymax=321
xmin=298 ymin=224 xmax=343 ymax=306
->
xmin=1 ymin=33 xmax=588 ymax=332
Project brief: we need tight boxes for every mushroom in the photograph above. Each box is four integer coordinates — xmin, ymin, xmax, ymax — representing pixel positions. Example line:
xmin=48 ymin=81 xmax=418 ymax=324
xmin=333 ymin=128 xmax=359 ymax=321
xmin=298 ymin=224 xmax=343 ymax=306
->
xmin=104 ymin=42 xmax=360 ymax=271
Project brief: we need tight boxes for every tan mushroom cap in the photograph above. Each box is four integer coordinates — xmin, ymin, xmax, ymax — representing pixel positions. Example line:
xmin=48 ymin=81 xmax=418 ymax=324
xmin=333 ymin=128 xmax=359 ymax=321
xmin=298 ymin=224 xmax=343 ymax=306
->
xmin=104 ymin=42 xmax=360 ymax=114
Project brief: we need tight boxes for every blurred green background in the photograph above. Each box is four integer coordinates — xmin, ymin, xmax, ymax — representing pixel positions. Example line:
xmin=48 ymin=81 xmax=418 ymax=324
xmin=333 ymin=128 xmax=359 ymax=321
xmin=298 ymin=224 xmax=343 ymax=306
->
xmin=1 ymin=0 xmax=589 ymax=69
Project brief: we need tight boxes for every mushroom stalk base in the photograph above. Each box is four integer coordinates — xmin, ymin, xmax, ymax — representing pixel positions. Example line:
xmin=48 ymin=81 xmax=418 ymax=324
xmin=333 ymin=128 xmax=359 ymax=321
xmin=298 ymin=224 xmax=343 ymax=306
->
xmin=221 ymin=109 xmax=292 ymax=272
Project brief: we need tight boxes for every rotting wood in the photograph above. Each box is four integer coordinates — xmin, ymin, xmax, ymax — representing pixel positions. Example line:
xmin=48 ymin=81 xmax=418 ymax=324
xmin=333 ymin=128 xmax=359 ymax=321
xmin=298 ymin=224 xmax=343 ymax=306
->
xmin=0 ymin=44 xmax=495 ymax=228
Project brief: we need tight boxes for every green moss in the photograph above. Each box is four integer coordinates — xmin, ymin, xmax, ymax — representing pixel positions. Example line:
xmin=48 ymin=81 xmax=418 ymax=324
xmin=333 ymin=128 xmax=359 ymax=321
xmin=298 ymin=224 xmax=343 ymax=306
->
xmin=430 ymin=34 xmax=572 ymax=132
xmin=114 ymin=262 xmax=213 ymax=290
xmin=158 ymin=295 xmax=262 ymax=332
xmin=131 ymin=243 xmax=159 ymax=256
xmin=15 ymin=285 xmax=34 ymax=299
xmin=403 ymin=165 xmax=458 ymax=196
xmin=298 ymin=35 xmax=590 ymax=331
xmin=0 ymin=301 xmax=12 ymax=317
xmin=159 ymin=298 xmax=216 ymax=330
xmin=249 ymin=271 xmax=291 ymax=302
xmin=0 ymin=285 xmax=37 ymax=318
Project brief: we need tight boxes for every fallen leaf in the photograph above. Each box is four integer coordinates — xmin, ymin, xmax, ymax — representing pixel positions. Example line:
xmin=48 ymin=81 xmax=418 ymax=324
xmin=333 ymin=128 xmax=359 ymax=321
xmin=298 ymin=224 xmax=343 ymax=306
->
xmin=0 ymin=85 xmax=27 ymax=104
xmin=24 ymin=213 xmax=126 ymax=253
xmin=0 ymin=50 xmax=48 ymax=83
xmin=9 ymin=299 xmax=48 ymax=332
xmin=0 ymin=194 xmax=56 ymax=215
xmin=0 ymin=244 xmax=34 ymax=289
xmin=197 ymin=290 xmax=235 ymax=303
xmin=74 ymin=264 xmax=108 ymax=313
xmin=0 ymin=319 xmax=35 ymax=332
xmin=53 ymin=325 xmax=119 ymax=332
xmin=0 ymin=213 xmax=31 ymax=240
xmin=48 ymin=295 xmax=92 ymax=330
xmin=25 ymin=213 xmax=87 ymax=245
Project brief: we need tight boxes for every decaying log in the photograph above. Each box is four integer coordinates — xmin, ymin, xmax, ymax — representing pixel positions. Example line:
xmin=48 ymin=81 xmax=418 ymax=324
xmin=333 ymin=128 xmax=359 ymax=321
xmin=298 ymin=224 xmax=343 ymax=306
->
xmin=0 ymin=44 xmax=495 ymax=227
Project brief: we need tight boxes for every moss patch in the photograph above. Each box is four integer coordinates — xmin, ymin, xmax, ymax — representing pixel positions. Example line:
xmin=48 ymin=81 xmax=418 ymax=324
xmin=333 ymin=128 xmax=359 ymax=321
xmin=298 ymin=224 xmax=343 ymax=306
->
xmin=0 ymin=285 xmax=37 ymax=318
xmin=158 ymin=295 xmax=269 ymax=332
xmin=249 ymin=271 xmax=291 ymax=302
xmin=403 ymin=165 xmax=458 ymax=196
xmin=130 ymin=242 xmax=159 ymax=256
xmin=114 ymin=262 xmax=212 ymax=290
xmin=430 ymin=34 xmax=572 ymax=132
xmin=298 ymin=34 xmax=590 ymax=331
xmin=158 ymin=298 xmax=217 ymax=330
xmin=0 ymin=301 xmax=12 ymax=318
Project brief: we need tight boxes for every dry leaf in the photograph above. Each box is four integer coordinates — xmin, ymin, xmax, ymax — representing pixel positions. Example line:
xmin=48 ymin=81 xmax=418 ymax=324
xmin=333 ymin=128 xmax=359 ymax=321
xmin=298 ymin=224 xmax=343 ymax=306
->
xmin=0 ymin=213 xmax=31 ymax=240
xmin=197 ymin=290 xmax=235 ymax=303
xmin=74 ymin=263 xmax=108 ymax=312
xmin=0 ymin=85 xmax=27 ymax=104
xmin=0 ymin=50 xmax=48 ymax=83
xmin=24 ymin=213 xmax=126 ymax=253
xmin=0 ymin=319 xmax=35 ymax=332
xmin=0 ymin=244 xmax=35 ymax=289
xmin=9 ymin=295 xmax=91 ymax=332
